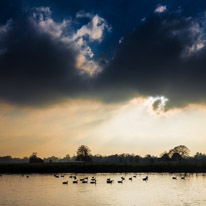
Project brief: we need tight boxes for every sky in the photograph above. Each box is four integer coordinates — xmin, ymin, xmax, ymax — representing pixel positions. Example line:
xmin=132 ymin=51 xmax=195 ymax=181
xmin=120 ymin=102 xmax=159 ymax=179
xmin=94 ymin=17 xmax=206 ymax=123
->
xmin=1 ymin=0 xmax=206 ymax=158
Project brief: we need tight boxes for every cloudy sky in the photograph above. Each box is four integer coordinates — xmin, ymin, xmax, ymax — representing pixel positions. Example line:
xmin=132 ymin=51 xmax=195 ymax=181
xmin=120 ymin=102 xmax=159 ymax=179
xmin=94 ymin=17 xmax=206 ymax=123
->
xmin=1 ymin=0 xmax=206 ymax=157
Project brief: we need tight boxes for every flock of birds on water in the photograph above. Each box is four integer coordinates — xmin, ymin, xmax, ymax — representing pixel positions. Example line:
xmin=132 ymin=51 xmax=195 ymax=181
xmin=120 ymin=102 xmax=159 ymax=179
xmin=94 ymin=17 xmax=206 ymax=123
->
xmin=56 ymin=174 xmax=149 ymax=185
xmin=0 ymin=173 xmax=186 ymax=184
xmin=51 ymin=174 xmax=186 ymax=185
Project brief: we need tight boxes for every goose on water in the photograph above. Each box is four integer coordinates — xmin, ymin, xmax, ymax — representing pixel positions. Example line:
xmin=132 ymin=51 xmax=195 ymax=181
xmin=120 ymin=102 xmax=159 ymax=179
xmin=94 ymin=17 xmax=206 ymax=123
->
xmin=143 ymin=176 xmax=148 ymax=181
xmin=107 ymin=179 xmax=113 ymax=184
xmin=90 ymin=180 xmax=96 ymax=184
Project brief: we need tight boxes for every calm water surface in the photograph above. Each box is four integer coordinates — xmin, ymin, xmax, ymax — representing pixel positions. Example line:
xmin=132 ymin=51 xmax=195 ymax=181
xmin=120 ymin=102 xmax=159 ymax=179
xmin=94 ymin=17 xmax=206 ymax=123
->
xmin=0 ymin=173 xmax=206 ymax=206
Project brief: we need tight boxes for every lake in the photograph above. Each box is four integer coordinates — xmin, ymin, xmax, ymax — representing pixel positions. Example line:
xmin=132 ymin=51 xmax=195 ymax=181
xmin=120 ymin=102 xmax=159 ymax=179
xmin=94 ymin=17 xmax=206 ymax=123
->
xmin=0 ymin=173 xmax=206 ymax=206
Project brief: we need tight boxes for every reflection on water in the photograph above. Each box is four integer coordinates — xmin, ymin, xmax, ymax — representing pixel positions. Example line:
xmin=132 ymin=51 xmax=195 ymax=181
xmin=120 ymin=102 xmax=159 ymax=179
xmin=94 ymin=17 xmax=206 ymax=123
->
xmin=0 ymin=173 xmax=206 ymax=206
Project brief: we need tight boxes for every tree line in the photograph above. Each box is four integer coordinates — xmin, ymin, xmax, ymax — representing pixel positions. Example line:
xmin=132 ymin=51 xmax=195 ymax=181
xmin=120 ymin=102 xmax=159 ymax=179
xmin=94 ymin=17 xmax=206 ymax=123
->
xmin=0 ymin=145 xmax=206 ymax=163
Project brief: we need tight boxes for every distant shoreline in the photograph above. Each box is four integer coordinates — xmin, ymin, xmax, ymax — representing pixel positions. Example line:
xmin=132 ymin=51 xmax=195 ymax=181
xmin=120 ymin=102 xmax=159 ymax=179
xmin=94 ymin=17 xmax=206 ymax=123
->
xmin=0 ymin=162 xmax=206 ymax=174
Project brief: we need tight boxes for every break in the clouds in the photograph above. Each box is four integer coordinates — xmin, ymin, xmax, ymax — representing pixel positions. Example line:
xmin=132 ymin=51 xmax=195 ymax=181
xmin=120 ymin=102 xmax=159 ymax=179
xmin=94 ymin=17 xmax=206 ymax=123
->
xmin=1 ymin=2 xmax=206 ymax=110
xmin=31 ymin=7 xmax=110 ymax=75
xmin=72 ymin=11 xmax=111 ymax=75
xmin=74 ymin=11 xmax=111 ymax=42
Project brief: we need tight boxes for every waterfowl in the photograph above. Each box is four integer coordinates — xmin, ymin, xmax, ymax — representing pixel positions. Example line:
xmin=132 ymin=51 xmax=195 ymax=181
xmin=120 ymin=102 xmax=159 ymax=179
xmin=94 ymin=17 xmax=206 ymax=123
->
xmin=62 ymin=181 xmax=68 ymax=184
xmin=107 ymin=179 xmax=113 ymax=184
xmin=143 ymin=176 xmax=148 ymax=181
xmin=90 ymin=180 xmax=96 ymax=184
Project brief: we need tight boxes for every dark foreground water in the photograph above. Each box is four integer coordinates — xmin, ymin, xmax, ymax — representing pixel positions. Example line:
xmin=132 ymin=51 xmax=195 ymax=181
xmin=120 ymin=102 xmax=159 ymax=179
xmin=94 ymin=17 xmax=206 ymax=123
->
xmin=0 ymin=173 xmax=206 ymax=206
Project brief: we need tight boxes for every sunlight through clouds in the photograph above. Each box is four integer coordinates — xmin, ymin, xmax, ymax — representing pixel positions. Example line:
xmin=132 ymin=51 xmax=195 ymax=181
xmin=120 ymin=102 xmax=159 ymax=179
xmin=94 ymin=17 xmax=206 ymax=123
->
xmin=1 ymin=1 xmax=206 ymax=159
xmin=146 ymin=96 xmax=169 ymax=114
xmin=31 ymin=7 xmax=110 ymax=76
xmin=0 ymin=98 xmax=206 ymax=157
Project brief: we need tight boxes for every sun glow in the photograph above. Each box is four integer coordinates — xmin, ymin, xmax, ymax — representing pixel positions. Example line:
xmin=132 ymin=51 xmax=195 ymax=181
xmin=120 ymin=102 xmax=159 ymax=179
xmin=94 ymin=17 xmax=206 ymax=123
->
xmin=146 ymin=96 xmax=169 ymax=114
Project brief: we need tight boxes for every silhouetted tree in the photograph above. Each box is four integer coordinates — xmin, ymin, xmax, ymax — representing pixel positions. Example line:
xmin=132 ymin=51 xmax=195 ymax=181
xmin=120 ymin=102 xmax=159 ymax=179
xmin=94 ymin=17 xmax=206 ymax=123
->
xmin=0 ymin=156 xmax=12 ymax=163
xmin=144 ymin=154 xmax=152 ymax=163
xmin=171 ymin=152 xmax=182 ymax=161
xmin=76 ymin=145 xmax=92 ymax=162
xmin=29 ymin=152 xmax=44 ymax=163
xmin=134 ymin=155 xmax=141 ymax=163
xmin=2 ymin=145 xmax=202 ymax=164
xmin=63 ymin=154 xmax=70 ymax=161
xmin=59 ymin=154 xmax=71 ymax=162
xmin=160 ymin=153 xmax=170 ymax=161
xmin=195 ymin=152 xmax=206 ymax=160
xmin=168 ymin=145 xmax=190 ymax=158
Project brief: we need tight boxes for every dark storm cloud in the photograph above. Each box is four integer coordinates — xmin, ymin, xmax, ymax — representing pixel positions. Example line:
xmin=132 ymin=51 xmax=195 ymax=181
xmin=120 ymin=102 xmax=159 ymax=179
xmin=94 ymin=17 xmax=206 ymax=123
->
xmin=98 ymin=11 xmax=206 ymax=109
xmin=0 ymin=15 xmax=89 ymax=106
xmin=1 ymin=1 xmax=206 ymax=110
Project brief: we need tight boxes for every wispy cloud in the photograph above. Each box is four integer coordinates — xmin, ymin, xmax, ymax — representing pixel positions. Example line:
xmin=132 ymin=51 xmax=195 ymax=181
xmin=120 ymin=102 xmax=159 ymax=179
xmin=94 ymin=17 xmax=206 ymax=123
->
xmin=154 ymin=5 xmax=167 ymax=13
xmin=73 ymin=13 xmax=111 ymax=42
xmin=72 ymin=12 xmax=111 ymax=75
xmin=0 ymin=19 xmax=12 ymax=36
xmin=183 ymin=20 xmax=205 ymax=57
xmin=0 ymin=19 xmax=12 ymax=55
xmin=31 ymin=7 xmax=69 ymax=39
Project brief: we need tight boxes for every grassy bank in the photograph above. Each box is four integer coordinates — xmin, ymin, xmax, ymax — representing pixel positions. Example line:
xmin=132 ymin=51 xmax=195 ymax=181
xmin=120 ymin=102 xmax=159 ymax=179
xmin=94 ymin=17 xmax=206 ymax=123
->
xmin=1 ymin=162 xmax=206 ymax=174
